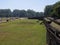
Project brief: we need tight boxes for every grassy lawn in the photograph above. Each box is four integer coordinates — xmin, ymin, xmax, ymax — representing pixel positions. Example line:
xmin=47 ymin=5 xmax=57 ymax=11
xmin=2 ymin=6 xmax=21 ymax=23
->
xmin=0 ymin=19 xmax=46 ymax=45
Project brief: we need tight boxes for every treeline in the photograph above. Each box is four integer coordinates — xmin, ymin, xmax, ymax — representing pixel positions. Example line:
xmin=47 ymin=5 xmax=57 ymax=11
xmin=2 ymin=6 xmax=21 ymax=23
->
xmin=44 ymin=1 xmax=60 ymax=18
xmin=0 ymin=1 xmax=60 ymax=19
xmin=0 ymin=9 xmax=44 ymax=18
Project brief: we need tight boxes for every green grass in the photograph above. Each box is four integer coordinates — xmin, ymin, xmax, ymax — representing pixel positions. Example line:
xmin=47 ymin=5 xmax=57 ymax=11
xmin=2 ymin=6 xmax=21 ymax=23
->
xmin=0 ymin=19 xmax=46 ymax=45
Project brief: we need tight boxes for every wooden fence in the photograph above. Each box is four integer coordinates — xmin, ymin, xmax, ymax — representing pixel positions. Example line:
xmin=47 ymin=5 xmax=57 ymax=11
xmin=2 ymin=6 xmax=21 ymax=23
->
xmin=44 ymin=17 xmax=60 ymax=45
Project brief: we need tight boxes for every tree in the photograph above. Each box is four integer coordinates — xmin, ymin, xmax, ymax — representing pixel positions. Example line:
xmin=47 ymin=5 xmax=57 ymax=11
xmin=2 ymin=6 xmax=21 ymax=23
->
xmin=19 ymin=10 xmax=27 ymax=17
xmin=12 ymin=9 xmax=20 ymax=17
xmin=27 ymin=9 xmax=36 ymax=18
xmin=0 ymin=9 xmax=11 ymax=17
xmin=36 ymin=12 xmax=44 ymax=17
xmin=44 ymin=5 xmax=53 ymax=17
xmin=0 ymin=9 xmax=44 ymax=18
xmin=51 ymin=1 xmax=60 ymax=18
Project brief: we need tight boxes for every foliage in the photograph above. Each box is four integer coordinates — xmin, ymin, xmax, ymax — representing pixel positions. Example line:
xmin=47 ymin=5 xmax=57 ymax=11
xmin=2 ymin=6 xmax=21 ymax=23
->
xmin=44 ymin=5 xmax=53 ymax=16
xmin=0 ymin=9 xmax=11 ymax=17
xmin=0 ymin=9 xmax=44 ymax=18
xmin=52 ymin=1 xmax=60 ymax=18
xmin=44 ymin=1 xmax=60 ymax=18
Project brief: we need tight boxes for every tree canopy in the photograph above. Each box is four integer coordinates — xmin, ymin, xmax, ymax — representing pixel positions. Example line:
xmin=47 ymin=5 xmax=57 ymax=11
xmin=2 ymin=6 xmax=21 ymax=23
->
xmin=0 ymin=1 xmax=60 ymax=19
xmin=44 ymin=1 xmax=60 ymax=18
xmin=0 ymin=9 xmax=44 ymax=18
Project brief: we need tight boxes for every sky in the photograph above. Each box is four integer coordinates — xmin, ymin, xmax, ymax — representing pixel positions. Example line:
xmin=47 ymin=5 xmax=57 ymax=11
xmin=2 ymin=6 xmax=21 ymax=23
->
xmin=0 ymin=0 xmax=59 ymax=12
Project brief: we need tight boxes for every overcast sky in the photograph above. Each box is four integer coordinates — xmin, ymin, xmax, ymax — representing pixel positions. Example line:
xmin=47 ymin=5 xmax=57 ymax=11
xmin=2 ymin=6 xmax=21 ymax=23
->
xmin=0 ymin=0 xmax=59 ymax=12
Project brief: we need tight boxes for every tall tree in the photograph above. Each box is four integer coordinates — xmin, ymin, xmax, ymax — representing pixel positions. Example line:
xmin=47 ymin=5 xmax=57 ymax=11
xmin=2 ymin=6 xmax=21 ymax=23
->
xmin=27 ymin=9 xmax=36 ymax=18
xmin=51 ymin=1 xmax=60 ymax=18
xmin=12 ymin=9 xmax=20 ymax=17
xmin=0 ymin=9 xmax=11 ymax=17
xmin=44 ymin=5 xmax=53 ymax=17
